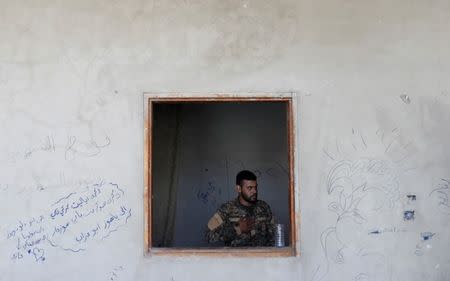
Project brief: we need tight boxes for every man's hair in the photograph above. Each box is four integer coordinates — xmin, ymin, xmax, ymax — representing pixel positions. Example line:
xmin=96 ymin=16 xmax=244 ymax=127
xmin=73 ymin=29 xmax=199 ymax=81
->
xmin=236 ymin=170 xmax=257 ymax=186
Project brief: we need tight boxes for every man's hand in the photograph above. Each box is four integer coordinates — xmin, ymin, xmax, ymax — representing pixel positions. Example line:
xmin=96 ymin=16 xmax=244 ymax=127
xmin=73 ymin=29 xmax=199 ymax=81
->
xmin=238 ymin=217 xmax=255 ymax=233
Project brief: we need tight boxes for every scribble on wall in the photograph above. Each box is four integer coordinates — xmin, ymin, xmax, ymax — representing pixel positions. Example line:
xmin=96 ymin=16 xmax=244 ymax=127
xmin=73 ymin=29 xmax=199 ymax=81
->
xmin=312 ymin=158 xmax=401 ymax=281
xmin=21 ymin=134 xmax=111 ymax=161
xmin=415 ymin=232 xmax=436 ymax=256
xmin=421 ymin=232 xmax=435 ymax=241
xmin=108 ymin=265 xmax=124 ymax=281
xmin=403 ymin=210 xmax=415 ymax=221
xmin=326 ymin=159 xmax=400 ymax=220
xmin=310 ymin=125 xmax=426 ymax=281
xmin=196 ymin=181 xmax=221 ymax=206
xmin=429 ymin=179 xmax=450 ymax=215
xmin=5 ymin=181 xmax=131 ymax=263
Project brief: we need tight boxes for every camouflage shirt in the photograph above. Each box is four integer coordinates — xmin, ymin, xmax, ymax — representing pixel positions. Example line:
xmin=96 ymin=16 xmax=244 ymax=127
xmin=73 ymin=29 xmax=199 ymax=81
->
xmin=206 ymin=197 xmax=275 ymax=247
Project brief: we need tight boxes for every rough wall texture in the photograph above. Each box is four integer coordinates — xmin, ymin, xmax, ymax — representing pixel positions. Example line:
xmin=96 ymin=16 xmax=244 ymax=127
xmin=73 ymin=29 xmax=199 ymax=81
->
xmin=0 ymin=1 xmax=449 ymax=281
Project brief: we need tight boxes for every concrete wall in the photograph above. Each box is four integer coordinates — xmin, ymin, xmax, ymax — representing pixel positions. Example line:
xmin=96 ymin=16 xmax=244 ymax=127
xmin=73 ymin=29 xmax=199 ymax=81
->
xmin=1 ymin=1 xmax=450 ymax=281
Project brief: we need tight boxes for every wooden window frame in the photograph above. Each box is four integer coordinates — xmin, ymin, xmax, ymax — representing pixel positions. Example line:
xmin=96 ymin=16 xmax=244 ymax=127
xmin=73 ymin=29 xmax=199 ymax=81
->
xmin=143 ymin=93 xmax=299 ymax=257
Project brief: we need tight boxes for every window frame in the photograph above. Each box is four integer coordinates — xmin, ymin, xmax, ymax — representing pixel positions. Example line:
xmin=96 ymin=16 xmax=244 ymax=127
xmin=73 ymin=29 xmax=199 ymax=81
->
xmin=143 ymin=93 xmax=299 ymax=257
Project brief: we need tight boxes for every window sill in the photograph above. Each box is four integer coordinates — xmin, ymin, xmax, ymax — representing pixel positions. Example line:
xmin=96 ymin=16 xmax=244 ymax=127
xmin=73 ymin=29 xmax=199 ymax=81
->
xmin=148 ymin=247 xmax=296 ymax=257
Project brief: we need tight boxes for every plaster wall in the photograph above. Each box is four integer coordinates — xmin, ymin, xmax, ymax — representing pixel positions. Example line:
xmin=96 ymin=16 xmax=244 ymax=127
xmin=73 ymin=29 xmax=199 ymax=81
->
xmin=1 ymin=1 xmax=450 ymax=281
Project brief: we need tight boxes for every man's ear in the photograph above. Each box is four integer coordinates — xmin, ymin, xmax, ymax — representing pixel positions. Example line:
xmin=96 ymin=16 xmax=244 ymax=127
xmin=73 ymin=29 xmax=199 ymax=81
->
xmin=235 ymin=185 xmax=241 ymax=193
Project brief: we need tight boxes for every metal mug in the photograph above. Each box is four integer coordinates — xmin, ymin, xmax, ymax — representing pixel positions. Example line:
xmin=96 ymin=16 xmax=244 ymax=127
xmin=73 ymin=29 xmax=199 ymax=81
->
xmin=274 ymin=223 xmax=286 ymax=247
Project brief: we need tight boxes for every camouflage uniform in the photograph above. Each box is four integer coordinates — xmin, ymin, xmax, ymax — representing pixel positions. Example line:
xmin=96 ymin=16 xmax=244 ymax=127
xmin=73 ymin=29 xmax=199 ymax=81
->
xmin=206 ymin=197 xmax=275 ymax=247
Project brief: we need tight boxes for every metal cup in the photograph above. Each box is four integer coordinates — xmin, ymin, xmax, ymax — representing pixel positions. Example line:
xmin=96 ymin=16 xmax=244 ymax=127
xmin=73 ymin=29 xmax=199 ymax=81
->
xmin=274 ymin=223 xmax=286 ymax=247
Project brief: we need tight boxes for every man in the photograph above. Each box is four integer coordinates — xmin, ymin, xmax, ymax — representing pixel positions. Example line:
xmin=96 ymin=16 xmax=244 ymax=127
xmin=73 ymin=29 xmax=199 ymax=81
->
xmin=206 ymin=170 xmax=275 ymax=247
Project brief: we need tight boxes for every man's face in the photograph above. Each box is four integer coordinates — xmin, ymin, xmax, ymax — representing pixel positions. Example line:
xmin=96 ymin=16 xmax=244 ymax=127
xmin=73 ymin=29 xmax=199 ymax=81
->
xmin=238 ymin=179 xmax=258 ymax=203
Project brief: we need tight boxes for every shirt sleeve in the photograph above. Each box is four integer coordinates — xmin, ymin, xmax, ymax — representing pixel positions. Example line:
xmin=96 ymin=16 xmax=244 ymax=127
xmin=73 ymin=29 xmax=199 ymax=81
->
xmin=205 ymin=207 xmax=237 ymax=244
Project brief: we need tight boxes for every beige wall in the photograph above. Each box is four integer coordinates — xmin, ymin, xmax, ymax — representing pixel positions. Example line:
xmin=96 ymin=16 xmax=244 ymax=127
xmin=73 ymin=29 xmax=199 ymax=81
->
xmin=1 ymin=1 xmax=449 ymax=281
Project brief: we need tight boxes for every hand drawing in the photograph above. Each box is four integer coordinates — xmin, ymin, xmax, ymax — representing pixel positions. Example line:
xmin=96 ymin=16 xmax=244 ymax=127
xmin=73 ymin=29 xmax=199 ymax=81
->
xmin=323 ymin=128 xmax=416 ymax=168
xmin=429 ymin=179 xmax=450 ymax=215
xmin=65 ymin=135 xmax=111 ymax=160
xmin=196 ymin=180 xmax=221 ymax=211
xmin=108 ymin=265 xmax=124 ymax=281
xmin=327 ymin=159 xmax=400 ymax=219
xmin=21 ymin=134 xmax=111 ymax=160
xmin=313 ymin=158 xmax=401 ymax=281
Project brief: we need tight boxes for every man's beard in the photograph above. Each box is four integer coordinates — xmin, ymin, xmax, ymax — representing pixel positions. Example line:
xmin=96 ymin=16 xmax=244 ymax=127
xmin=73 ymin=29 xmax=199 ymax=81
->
xmin=242 ymin=193 xmax=257 ymax=204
